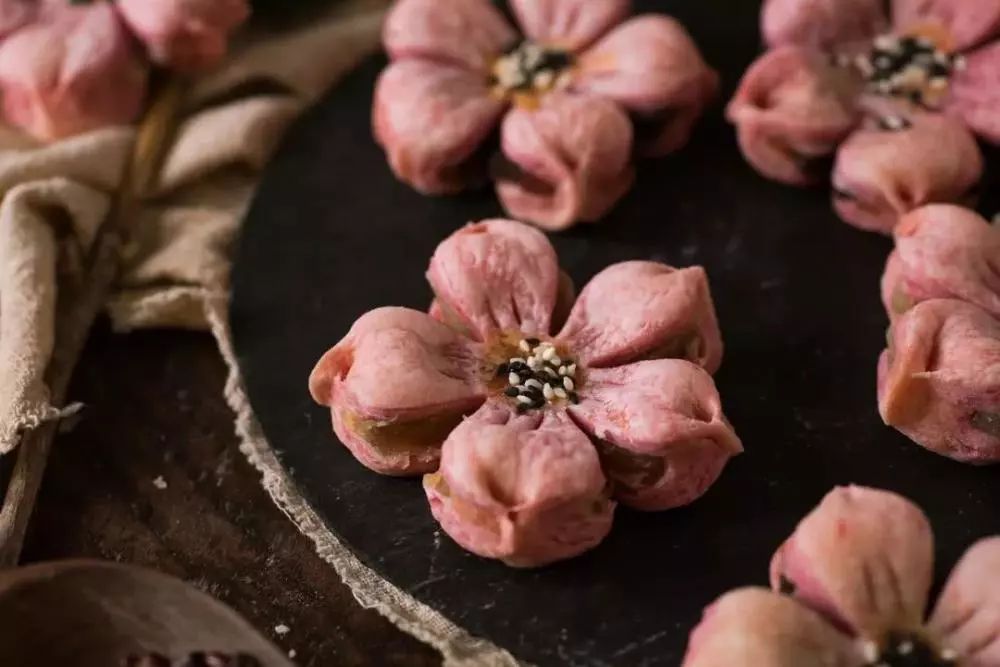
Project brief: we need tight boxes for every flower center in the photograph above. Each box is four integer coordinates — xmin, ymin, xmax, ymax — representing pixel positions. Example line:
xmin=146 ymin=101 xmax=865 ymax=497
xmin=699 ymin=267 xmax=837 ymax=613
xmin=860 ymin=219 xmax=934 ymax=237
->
xmin=836 ymin=33 xmax=965 ymax=109
xmin=494 ymin=338 xmax=579 ymax=412
xmin=489 ymin=40 xmax=574 ymax=101
xmin=862 ymin=633 xmax=959 ymax=667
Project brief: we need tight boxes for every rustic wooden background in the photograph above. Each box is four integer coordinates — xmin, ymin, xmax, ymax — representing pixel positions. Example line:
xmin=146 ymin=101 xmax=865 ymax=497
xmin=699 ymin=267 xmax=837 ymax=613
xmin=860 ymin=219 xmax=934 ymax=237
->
xmin=19 ymin=321 xmax=441 ymax=667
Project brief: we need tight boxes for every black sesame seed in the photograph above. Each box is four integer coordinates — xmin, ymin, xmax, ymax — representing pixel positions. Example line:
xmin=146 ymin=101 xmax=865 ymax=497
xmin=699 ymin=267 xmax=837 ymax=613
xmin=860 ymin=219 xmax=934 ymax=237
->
xmin=539 ymin=50 xmax=572 ymax=71
xmin=517 ymin=403 xmax=530 ymax=414
xmin=504 ymin=387 xmax=520 ymax=397
xmin=928 ymin=62 xmax=950 ymax=78
xmin=569 ymin=392 xmax=580 ymax=404
xmin=531 ymin=398 xmax=545 ymax=409
xmin=501 ymin=39 xmax=522 ymax=56
xmin=526 ymin=337 xmax=540 ymax=346
xmin=495 ymin=362 xmax=509 ymax=376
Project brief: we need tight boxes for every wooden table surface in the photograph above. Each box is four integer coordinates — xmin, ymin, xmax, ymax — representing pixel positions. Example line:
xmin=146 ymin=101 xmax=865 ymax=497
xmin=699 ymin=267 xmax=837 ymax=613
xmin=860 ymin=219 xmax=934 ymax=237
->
xmin=19 ymin=321 xmax=441 ymax=667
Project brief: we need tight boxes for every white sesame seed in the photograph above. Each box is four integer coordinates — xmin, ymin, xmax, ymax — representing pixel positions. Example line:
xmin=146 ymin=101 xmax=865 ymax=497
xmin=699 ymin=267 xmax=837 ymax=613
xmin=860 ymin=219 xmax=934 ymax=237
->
xmin=880 ymin=115 xmax=906 ymax=131
xmin=519 ymin=340 xmax=531 ymax=352
xmin=542 ymin=347 xmax=556 ymax=361
xmin=543 ymin=367 xmax=558 ymax=377
xmin=543 ymin=384 xmax=554 ymax=399
xmin=510 ymin=357 xmax=525 ymax=365
xmin=862 ymin=640 xmax=880 ymax=663
xmin=517 ymin=395 xmax=533 ymax=405
xmin=875 ymin=35 xmax=898 ymax=51
xmin=567 ymin=364 xmax=577 ymax=375
xmin=534 ymin=70 xmax=554 ymax=90
xmin=934 ymin=51 xmax=950 ymax=65
xmin=898 ymin=640 xmax=913 ymax=655
xmin=522 ymin=43 xmax=543 ymax=69
xmin=551 ymin=356 xmax=563 ymax=367
xmin=509 ymin=373 xmax=521 ymax=386
xmin=496 ymin=57 xmax=529 ymax=89
xmin=855 ymin=55 xmax=874 ymax=76
xmin=929 ymin=77 xmax=948 ymax=90
xmin=525 ymin=379 xmax=543 ymax=390
xmin=554 ymin=388 xmax=568 ymax=399
xmin=563 ymin=377 xmax=575 ymax=391
xmin=558 ymin=365 xmax=568 ymax=376
xmin=898 ymin=64 xmax=927 ymax=89
xmin=527 ymin=357 xmax=541 ymax=369
xmin=940 ymin=648 xmax=958 ymax=661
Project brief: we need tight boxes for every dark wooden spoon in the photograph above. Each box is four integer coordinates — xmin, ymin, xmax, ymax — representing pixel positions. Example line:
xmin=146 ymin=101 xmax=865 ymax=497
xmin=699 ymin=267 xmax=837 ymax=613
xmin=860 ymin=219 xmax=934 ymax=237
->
xmin=0 ymin=560 xmax=295 ymax=667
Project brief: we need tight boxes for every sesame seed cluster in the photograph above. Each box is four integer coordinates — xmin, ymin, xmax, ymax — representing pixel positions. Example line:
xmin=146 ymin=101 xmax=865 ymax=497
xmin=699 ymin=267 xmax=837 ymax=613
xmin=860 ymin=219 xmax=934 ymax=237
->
xmin=490 ymin=40 xmax=574 ymax=96
xmin=836 ymin=34 xmax=966 ymax=110
xmin=861 ymin=634 xmax=958 ymax=667
xmin=496 ymin=338 xmax=579 ymax=412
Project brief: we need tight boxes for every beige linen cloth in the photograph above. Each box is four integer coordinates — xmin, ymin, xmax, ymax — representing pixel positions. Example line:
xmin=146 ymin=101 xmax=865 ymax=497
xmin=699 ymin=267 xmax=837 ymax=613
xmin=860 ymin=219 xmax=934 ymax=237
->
xmin=0 ymin=3 xmax=518 ymax=666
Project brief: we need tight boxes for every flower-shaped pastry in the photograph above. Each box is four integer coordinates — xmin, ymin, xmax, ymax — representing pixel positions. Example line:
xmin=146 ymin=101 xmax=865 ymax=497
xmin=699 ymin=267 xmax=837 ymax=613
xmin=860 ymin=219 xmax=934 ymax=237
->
xmin=374 ymin=0 xmax=718 ymax=231
xmin=882 ymin=205 xmax=1000 ymax=321
xmin=683 ymin=485 xmax=1000 ymax=666
xmin=116 ymin=0 xmax=250 ymax=73
xmin=878 ymin=299 xmax=1000 ymax=463
xmin=0 ymin=0 xmax=149 ymax=142
xmin=0 ymin=0 xmax=250 ymax=142
xmin=728 ymin=0 xmax=1000 ymax=235
xmin=309 ymin=219 xmax=742 ymax=567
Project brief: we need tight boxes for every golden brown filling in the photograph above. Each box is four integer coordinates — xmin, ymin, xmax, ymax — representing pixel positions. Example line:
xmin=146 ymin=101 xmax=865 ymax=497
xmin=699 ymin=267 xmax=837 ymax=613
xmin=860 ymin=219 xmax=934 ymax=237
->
xmin=892 ymin=287 xmax=915 ymax=315
xmin=346 ymin=409 xmax=467 ymax=456
xmin=594 ymin=439 xmax=666 ymax=491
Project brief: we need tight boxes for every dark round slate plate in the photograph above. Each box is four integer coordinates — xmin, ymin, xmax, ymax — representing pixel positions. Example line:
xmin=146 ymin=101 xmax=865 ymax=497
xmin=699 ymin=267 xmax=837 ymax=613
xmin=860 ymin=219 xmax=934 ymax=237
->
xmin=231 ymin=2 xmax=1000 ymax=664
